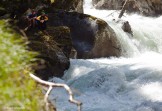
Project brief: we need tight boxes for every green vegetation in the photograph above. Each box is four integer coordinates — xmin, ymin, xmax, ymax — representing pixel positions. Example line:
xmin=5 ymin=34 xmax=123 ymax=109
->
xmin=0 ymin=20 xmax=44 ymax=111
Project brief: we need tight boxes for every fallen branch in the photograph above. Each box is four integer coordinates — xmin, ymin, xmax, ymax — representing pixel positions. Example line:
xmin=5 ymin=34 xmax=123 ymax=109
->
xmin=29 ymin=73 xmax=82 ymax=111
xmin=44 ymin=86 xmax=53 ymax=111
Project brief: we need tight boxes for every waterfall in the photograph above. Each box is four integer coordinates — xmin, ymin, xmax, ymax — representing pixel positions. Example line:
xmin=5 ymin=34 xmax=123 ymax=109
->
xmin=50 ymin=0 xmax=162 ymax=111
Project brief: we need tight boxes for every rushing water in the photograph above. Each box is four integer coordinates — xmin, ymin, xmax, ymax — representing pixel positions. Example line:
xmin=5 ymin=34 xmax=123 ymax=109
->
xmin=50 ymin=0 xmax=162 ymax=111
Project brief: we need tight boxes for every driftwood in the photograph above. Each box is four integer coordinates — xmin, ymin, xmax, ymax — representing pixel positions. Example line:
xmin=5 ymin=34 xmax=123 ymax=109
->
xmin=29 ymin=73 xmax=82 ymax=111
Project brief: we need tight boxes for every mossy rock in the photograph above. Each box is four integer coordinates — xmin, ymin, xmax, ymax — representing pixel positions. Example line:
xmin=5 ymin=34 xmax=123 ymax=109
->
xmin=28 ymin=39 xmax=70 ymax=80
xmin=47 ymin=26 xmax=72 ymax=45
xmin=23 ymin=24 xmax=72 ymax=79
xmin=46 ymin=26 xmax=72 ymax=57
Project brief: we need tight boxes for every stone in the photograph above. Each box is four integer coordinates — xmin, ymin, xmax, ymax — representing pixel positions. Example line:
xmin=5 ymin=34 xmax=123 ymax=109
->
xmin=92 ymin=0 xmax=162 ymax=16
xmin=122 ymin=21 xmax=133 ymax=36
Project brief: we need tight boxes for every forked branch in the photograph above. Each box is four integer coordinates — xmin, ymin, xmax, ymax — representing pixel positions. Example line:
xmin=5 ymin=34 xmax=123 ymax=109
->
xmin=29 ymin=73 xmax=82 ymax=111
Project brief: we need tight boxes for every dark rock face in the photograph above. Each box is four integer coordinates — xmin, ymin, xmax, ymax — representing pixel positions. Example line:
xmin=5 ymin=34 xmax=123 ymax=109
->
xmin=47 ymin=11 xmax=121 ymax=58
xmin=51 ymin=0 xmax=83 ymax=13
xmin=92 ymin=0 xmax=162 ymax=16
xmin=25 ymin=26 xmax=72 ymax=80
xmin=122 ymin=21 xmax=133 ymax=36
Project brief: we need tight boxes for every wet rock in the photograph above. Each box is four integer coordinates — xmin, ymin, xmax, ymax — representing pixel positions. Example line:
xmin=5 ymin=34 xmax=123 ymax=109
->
xmin=70 ymin=47 xmax=77 ymax=59
xmin=122 ymin=21 xmax=133 ymax=36
xmin=83 ymin=17 xmax=121 ymax=58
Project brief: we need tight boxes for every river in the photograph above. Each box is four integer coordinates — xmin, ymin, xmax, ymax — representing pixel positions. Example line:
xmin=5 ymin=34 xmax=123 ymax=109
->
xmin=50 ymin=0 xmax=162 ymax=111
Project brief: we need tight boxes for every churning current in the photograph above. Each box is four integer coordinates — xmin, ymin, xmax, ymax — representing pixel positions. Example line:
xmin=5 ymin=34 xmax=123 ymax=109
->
xmin=49 ymin=0 xmax=162 ymax=111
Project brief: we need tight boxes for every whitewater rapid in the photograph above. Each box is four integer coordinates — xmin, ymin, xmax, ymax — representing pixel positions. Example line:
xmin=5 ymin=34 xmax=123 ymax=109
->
xmin=50 ymin=0 xmax=162 ymax=111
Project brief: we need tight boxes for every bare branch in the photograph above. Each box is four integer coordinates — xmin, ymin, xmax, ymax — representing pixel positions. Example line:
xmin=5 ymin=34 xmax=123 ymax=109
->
xmin=29 ymin=73 xmax=82 ymax=111
xmin=118 ymin=0 xmax=129 ymax=18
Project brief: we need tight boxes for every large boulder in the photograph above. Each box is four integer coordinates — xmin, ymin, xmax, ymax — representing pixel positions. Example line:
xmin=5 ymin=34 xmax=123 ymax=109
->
xmin=46 ymin=10 xmax=121 ymax=58
xmin=92 ymin=0 xmax=162 ymax=16
xmin=84 ymin=18 xmax=121 ymax=58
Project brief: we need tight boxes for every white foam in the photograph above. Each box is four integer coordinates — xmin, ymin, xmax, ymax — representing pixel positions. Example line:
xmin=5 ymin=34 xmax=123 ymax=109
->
xmin=50 ymin=52 xmax=162 ymax=111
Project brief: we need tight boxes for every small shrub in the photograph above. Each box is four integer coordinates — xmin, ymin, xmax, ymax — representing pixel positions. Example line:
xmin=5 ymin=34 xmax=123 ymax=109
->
xmin=0 ymin=20 xmax=44 ymax=111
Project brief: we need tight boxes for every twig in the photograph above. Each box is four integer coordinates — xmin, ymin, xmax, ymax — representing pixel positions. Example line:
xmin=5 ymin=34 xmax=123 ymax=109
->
xmin=45 ymin=86 xmax=53 ymax=111
xmin=29 ymin=73 xmax=82 ymax=111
